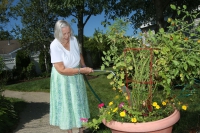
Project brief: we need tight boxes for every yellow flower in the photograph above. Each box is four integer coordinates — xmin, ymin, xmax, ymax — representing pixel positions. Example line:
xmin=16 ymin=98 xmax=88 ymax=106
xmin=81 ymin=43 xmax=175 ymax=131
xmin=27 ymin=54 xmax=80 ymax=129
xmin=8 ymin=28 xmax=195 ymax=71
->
xmin=156 ymin=105 xmax=160 ymax=109
xmin=126 ymin=96 xmax=129 ymax=100
xmin=120 ymin=111 xmax=126 ymax=117
xmin=167 ymin=18 xmax=172 ymax=23
xmin=109 ymin=102 xmax=113 ymax=106
xmin=108 ymin=112 xmax=110 ymax=114
xmin=198 ymin=40 xmax=200 ymax=43
xmin=115 ymin=95 xmax=119 ymax=99
xmin=112 ymin=87 xmax=116 ymax=90
xmin=162 ymin=101 xmax=166 ymax=106
xmin=113 ymin=107 xmax=118 ymax=112
xmin=152 ymin=102 xmax=158 ymax=107
xmin=182 ymin=105 xmax=187 ymax=110
xmin=131 ymin=117 xmax=137 ymax=123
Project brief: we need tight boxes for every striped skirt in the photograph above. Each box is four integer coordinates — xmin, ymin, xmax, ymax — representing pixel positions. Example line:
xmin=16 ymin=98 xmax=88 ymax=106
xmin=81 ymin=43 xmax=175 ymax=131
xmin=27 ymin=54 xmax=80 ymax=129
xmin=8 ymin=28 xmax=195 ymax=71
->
xmin=49 ymin=67 xmax=90 ymax=130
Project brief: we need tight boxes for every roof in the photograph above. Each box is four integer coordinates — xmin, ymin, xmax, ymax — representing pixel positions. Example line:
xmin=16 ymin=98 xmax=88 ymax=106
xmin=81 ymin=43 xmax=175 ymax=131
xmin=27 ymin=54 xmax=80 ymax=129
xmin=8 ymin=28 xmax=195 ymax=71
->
xmin=0 ymin=40 xmax=21 ymax=54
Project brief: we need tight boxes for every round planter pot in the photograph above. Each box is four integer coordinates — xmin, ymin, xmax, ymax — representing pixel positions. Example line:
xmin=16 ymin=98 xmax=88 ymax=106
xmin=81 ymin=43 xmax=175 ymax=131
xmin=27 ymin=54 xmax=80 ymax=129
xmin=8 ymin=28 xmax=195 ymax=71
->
xmin=102 ymin=109 xmax=180 ymax=133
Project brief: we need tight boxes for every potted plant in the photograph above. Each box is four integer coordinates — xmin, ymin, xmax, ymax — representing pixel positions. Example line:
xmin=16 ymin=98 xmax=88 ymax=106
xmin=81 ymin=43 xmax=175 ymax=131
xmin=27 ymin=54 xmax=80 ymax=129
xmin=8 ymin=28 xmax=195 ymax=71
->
xmin=82 ymin=4 xmax=200 ymax=133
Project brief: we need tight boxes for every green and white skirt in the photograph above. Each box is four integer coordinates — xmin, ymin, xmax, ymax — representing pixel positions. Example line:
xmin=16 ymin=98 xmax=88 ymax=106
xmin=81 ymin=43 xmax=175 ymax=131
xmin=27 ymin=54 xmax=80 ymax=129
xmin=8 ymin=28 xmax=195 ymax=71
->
xmin=49 ymin=67 xmax=90 ymax=130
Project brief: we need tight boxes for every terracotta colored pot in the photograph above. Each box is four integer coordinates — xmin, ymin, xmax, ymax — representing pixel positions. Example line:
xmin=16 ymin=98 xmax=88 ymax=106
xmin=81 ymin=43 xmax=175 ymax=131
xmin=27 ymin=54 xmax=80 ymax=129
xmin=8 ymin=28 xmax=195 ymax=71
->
xmin=102 ymin=109 xmax=180 ymax=133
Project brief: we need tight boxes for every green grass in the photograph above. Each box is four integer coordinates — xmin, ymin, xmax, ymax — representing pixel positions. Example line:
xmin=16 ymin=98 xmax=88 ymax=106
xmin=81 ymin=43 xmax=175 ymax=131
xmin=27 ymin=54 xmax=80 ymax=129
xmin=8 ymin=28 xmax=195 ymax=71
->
xmin=4 ymin=73 xmax=200 ymax=133
xmin=4 ymin=77 xmax=50 ymax=92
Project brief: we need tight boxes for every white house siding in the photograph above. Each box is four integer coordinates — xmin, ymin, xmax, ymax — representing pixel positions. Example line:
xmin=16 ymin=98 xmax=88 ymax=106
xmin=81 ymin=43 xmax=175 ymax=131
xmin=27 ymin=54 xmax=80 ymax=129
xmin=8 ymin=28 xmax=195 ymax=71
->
xmin=31 ymin=55 xmax=41 ymax=74
xmin=2 ymin=54 xmax=41 ymax=74
xmin=3 ymin=58 xmax=16 ymax=70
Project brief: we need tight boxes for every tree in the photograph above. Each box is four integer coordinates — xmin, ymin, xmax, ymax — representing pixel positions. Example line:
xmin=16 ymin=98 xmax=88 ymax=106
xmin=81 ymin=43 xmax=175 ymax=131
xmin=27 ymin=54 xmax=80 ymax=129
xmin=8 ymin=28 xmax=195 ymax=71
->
xmin=11 ymin=0 xmax=58 ymax=72
xmin=0 ymin=30 xmax=13 ymax=40
xmin=48 ymin=0 xmax=105 ymax=55
xmin=0 ymin=0 xmax=13 ymax=39
xmin=0 ymin=0 xmax=13 ymax=30
xmin=103 ymin=0 xmax=200 ymax=33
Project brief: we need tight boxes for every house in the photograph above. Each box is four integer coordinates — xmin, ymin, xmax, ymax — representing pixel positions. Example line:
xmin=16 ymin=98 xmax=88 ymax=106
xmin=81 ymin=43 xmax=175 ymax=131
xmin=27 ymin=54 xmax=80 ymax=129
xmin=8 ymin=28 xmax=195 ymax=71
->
xmin=0 ymin=40 xmax=41 ymax=74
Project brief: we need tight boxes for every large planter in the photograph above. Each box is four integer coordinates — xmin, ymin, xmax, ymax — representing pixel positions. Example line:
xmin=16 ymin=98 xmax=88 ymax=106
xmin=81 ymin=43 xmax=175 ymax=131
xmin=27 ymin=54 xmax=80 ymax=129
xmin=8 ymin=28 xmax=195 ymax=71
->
xmin=102 ymin=109 xmax=180 ymax=133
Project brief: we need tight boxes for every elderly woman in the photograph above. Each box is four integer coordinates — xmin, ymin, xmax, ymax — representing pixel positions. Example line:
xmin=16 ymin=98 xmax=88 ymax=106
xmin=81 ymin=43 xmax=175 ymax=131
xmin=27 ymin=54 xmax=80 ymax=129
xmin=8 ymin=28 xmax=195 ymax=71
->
xmin=49 ymin=20 xmax=93 ymax=133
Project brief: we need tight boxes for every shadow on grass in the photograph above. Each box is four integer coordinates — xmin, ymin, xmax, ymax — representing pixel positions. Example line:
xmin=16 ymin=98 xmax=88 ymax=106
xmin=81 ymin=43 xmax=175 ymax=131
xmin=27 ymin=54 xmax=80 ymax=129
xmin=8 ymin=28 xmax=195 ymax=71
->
xmin=173 ymin=110 xmax=200 ymax=133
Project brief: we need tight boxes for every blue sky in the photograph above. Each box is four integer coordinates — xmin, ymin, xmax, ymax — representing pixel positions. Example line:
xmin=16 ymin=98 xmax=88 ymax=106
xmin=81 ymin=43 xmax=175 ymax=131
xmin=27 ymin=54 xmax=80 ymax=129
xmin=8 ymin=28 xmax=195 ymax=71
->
xmin=64 ymin=13 xmax=137 ymax=37
xmin=6 ymin=13 xmax=137 ymax=37
xmin=6 ymin=0 xmax=138 ymax=37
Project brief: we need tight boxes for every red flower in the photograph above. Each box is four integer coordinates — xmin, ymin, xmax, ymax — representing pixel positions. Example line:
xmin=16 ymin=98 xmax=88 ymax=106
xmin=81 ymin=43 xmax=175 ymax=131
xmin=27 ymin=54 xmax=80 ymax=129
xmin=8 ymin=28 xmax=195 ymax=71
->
xmin=80 ymin=118 xmax=88 ymax=122
xmin=119 ymin=102 xmax=124 ymax=108
xmin=98 ymin=103 xmax=105 ymax=108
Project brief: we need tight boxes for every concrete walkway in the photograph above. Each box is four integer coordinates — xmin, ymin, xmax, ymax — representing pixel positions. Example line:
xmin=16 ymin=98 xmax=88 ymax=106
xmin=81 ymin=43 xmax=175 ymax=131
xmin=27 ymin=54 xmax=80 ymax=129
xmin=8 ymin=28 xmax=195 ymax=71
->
xmin=3 ymin=90 xmax=79 ymax=133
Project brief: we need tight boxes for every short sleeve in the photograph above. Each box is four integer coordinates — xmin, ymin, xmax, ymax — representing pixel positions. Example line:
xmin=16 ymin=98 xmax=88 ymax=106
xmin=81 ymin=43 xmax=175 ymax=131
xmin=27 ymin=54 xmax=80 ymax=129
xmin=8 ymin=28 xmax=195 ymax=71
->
xmin=50 ymin=39 xmax=62 ymax=63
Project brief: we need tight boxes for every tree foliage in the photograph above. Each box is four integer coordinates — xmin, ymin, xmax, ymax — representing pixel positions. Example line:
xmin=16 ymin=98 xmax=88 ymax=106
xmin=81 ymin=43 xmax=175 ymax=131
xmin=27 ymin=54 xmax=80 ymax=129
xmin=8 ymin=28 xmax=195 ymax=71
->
xmin=0 ymin=0 xmax=13 ymax=30
xmin=0 ymin=30 xmax=13 ymax=40
xmin=103 ymin=0 xmax=200 ymax=33
xmin=48 ymin=0 xmax=105 ymax=54
xmin=0 ymin=0 xmax=13 ymax=38
xmin=11 ymin=0 xmax=58 ymax=72
xmin=11 ymin=0 xmax=58 ymax=51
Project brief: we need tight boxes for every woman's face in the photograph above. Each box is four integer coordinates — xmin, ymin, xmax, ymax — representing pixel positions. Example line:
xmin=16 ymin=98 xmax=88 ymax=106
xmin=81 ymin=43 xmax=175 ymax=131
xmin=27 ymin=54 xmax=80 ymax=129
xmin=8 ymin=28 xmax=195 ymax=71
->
xmin=61 ymin=26 xmax=71 ymax=44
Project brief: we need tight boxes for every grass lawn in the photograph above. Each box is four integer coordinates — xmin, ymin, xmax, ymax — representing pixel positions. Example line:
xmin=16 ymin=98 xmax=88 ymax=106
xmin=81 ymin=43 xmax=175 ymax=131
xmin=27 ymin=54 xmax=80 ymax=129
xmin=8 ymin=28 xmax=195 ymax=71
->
xmin=4 ymin=72 xmax=200 ymax=133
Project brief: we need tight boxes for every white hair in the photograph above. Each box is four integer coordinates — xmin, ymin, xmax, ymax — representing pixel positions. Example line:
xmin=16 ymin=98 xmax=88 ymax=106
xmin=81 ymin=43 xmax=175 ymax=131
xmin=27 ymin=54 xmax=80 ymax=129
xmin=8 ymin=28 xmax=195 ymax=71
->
xmin=54 ymin=20 xmax=74 ymax=42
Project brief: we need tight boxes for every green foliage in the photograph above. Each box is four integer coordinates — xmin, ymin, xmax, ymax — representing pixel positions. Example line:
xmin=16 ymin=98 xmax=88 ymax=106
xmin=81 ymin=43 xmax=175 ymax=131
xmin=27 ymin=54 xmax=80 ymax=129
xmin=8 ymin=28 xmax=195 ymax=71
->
xmin=39 ymin=51 xmax=51 ymax=75
xmin=0 ymin=53 xmax=21 ymax=133
xmin=0 ymin=57 xmax=5 ymax=95
xmin=0 ymin=57 xmax=4 ymax=74
xmin=0 ymin=97 xmax=17 ymax=133
xmin=0 ymin=97 xmax=26 ymax=133
xmin=11 ymin=0 xmax=56 ymax=52
xmin=0 ymin=30 xmax=13 ymax=40
xmin=0 ymin=0 xmax=13 ymax=30
xmin=15 ymin=50 xmax=37 ymax=80
xmin=84 ymin=34 xmax=108 ymax=68
xmin=24 ymin=61 xmax=36 ymax=80
xmin=16 ymin=50 xmax=30 ymax=71
xmin=149 ymin=4 xmax=200 ymax=94
xmin=84 ymin=5 xmax=200 ymax=131
xmin=3 ymin=70 xmax=200 ymax=132
xmin=103 ymin=0 xmax=200 ymax=33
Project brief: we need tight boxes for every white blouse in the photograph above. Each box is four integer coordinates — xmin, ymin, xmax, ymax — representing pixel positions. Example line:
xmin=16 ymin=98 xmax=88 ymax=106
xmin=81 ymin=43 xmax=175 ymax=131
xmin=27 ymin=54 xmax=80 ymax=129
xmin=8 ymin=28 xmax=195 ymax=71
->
xmin=50 ymin=36 xmax=80 ymax=68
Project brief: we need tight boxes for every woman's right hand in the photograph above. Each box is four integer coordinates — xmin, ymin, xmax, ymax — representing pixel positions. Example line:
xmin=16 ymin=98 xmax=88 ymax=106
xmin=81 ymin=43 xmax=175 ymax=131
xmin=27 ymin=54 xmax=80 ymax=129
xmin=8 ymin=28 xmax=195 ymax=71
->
xmin=80 ymin=67 xmax=93 ymax=75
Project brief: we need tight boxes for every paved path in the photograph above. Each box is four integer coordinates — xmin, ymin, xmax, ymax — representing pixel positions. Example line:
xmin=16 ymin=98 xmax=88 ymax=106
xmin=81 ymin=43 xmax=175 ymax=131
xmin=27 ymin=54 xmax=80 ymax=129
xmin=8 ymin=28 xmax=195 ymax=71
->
xmin=3 ymin=90 xmax=79 ymax=133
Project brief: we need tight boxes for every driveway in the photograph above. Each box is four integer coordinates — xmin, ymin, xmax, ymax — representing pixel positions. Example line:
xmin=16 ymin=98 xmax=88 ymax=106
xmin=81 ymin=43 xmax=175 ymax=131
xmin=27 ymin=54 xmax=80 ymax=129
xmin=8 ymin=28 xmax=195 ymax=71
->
xmin=3 ymin=90 xmax=79 ymax=133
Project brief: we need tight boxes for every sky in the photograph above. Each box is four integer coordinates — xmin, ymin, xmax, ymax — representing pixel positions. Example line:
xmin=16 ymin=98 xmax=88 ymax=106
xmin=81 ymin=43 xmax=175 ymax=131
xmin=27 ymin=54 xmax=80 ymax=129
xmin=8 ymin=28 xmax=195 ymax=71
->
xmin=5 ymin=0 xmax=139 ymax=37
xmin=6 ymin=13 xmax=137 ymax=37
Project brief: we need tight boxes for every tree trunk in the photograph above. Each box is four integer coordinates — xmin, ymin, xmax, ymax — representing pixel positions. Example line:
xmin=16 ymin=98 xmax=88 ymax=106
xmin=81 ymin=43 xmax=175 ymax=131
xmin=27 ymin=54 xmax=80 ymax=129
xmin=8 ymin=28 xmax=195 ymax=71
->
xmin=77 ymin=4 xmax=84 ymax=55
xmin=154 ymin=0 xmax=165 ymax=32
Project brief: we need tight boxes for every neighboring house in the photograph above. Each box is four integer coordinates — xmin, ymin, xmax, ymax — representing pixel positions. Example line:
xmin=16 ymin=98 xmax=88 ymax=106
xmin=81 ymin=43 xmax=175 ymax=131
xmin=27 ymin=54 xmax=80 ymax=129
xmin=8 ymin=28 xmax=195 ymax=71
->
xmin=0 ymin=40 xmax=41 ymax=74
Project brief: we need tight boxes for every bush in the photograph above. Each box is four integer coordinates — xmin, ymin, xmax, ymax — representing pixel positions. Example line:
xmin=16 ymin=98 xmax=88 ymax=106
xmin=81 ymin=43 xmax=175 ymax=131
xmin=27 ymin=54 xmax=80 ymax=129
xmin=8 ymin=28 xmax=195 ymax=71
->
xmin=39 ymin=51 xmax=51 ymax=76
xmin=0 ymin=57 xmax=20 ymax=133
xmin=15 ymin=50 xmax=37 ymax=80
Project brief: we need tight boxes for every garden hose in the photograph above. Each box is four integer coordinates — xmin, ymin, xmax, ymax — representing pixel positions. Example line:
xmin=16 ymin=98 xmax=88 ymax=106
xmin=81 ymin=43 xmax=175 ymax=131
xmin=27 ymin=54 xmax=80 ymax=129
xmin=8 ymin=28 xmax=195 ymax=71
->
xmin=85 ymin=69 xmax=200 ymax=101
xmin=83 ymin=70 xmax=115 ymax=105
xmin=83 ymin=74 xmax=104 ymax=104
xmin=83 ymin=69 xmax=126 ymax=105
xmin=175 ymin=78 xmax=200 ymax=97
